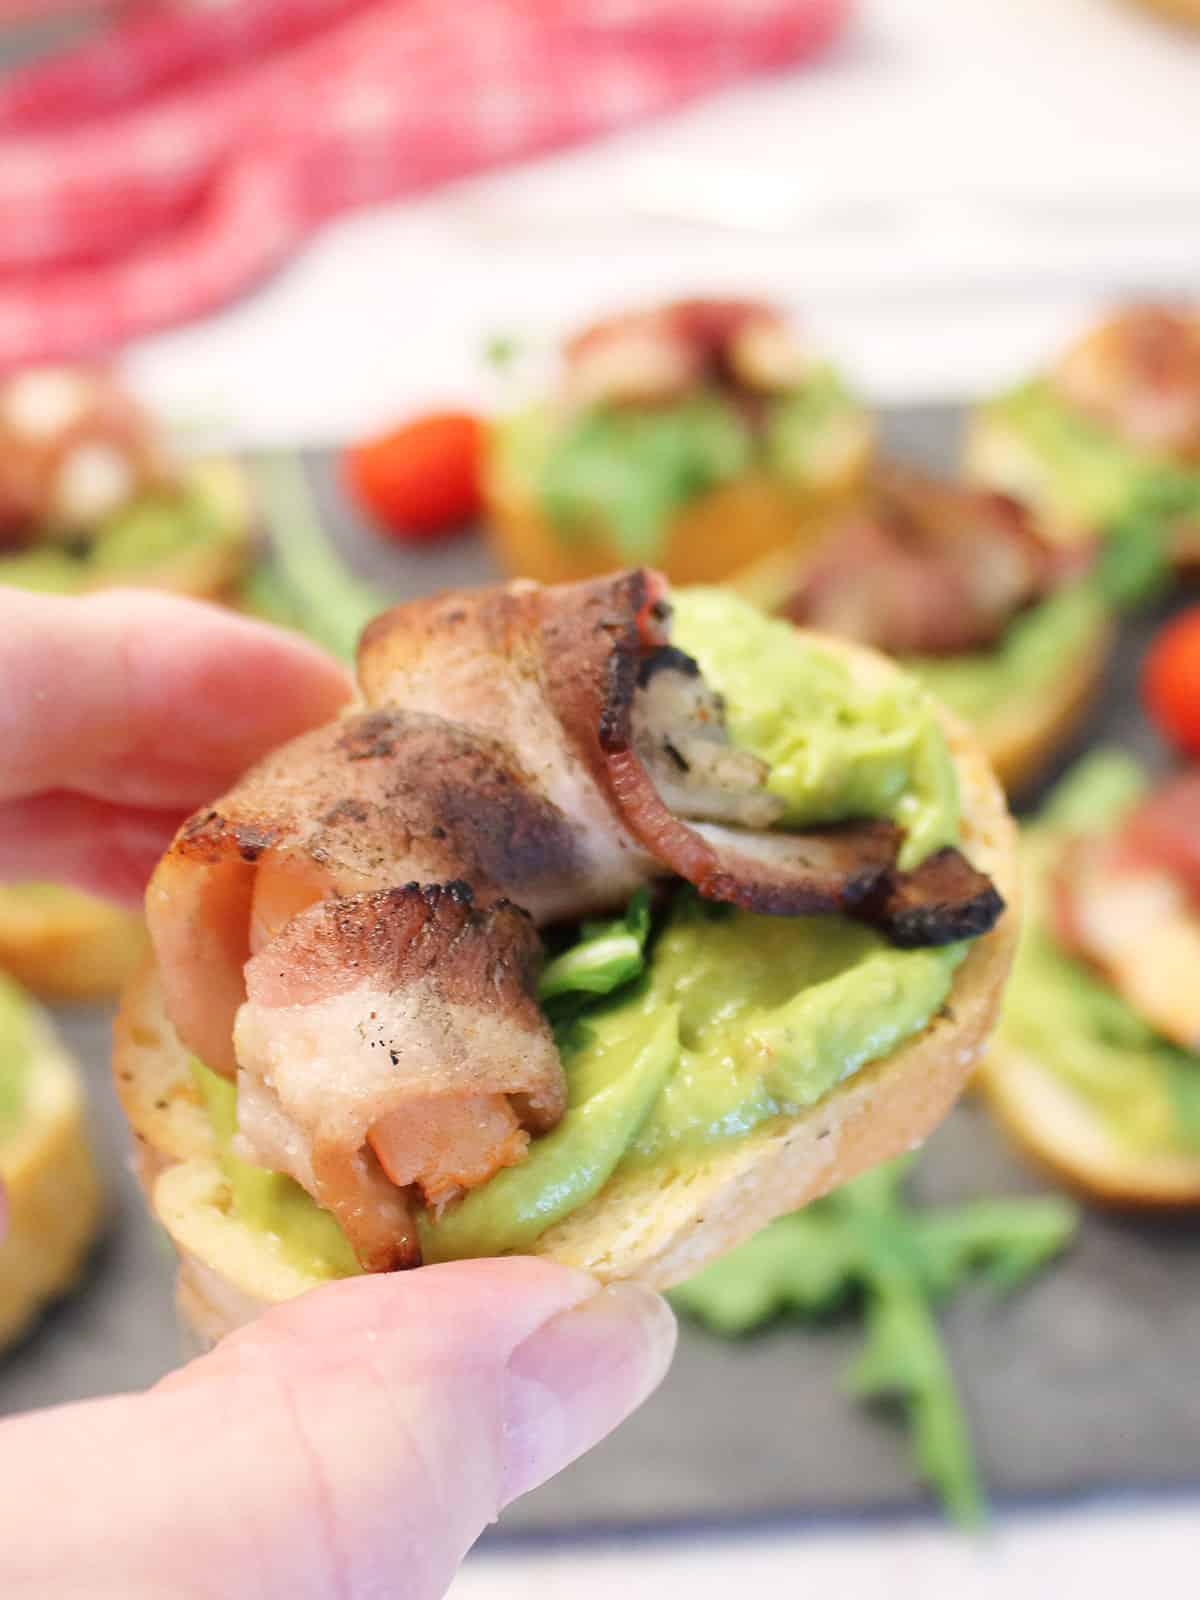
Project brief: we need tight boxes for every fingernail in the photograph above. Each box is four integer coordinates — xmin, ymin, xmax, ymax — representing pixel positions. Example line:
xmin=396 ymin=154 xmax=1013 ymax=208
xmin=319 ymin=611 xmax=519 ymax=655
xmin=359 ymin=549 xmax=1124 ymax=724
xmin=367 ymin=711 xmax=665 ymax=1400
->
xmin=502 ymin=1282 xmax=677 ymax=1505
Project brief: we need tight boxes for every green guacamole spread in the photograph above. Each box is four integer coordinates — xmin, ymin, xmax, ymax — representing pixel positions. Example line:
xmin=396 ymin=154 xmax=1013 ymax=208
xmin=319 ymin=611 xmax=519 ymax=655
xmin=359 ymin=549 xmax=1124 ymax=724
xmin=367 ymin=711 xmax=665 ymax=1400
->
xmin=983 ymin=380 xmax=1200 ymax=603
xmin=999 ymin=752 xmax=1200 ymax=1157
xmin=192 ymin=1061 xmax=361 ymax=1280
xmin=985 ymin=380 xmax=1158 ymax=529
xmin=0 ymin=975 xmax=36 ymax=1147
xmin=672 ymin=588 xmax=958 ymax=866
xmin=193 ymin=592 xmax=969 ymax=1273
xmin=906 ymin=582 xmax=1108 ymax=726
xmin=493 ymin=366 xmax=863 ymax=562
xmin=0 ymin=460 xmax=245 ymax=594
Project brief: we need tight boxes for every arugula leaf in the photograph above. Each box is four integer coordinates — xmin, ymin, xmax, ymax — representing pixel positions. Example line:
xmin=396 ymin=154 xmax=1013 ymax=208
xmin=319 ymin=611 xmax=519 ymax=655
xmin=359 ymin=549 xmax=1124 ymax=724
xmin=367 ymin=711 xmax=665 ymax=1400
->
xmin=915 ymin=1198 xmax=1079 ymax=1297
xmin=1100 ymin=471 xmax=1200 ymax=609
xmin=672 ymin=1211 xmax=862 ymax=1333
xmin=847 ymin=1276 xmax=985 ymax=1529
xmin=538 ymin=890 xmax=652 ymax=1021
xmin=671 ymin=1156 xmax=1078 ymax=1526
xmin=1098 ymin=508 xmax=1171 ymax=608
xmin=539 ymin=395 xmax=752 ymax=561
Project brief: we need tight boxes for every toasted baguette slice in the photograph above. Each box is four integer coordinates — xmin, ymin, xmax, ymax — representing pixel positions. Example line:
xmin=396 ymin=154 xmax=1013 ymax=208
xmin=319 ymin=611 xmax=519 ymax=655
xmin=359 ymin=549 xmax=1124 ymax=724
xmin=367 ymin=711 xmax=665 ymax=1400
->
xmin=962 ymin=410 xmax=1096 ymax=549
xmin=0 ymin=885 xmax=149 ymax=1003
xmin=971 ymin=617 xmax=1113 ymax=794
xmin=482 ymin=419 xmax=873 ymax=588
xmin=114 ymin=638 xmax=1017 ymax=1342
xmin=981 ymin=1041 xmax=1200 ymax=1209
xmin=0 ymin=1005 xmax=103 ymax=1350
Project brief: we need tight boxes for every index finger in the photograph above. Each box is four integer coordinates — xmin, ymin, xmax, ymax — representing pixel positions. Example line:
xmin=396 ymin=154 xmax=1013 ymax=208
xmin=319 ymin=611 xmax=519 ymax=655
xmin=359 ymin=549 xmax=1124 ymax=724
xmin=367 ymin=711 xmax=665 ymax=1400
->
xmin=0 ymin=587 xmax=354 ymax=810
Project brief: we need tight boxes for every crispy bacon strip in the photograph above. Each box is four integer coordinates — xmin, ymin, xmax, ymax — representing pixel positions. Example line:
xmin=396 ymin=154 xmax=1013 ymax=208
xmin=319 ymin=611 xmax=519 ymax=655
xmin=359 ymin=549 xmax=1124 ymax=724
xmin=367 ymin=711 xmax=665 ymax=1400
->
xmin=1118 ymin=772 xmax=1200 ymax=902
xmin=0 ymin=365 xmax=170 ymax=546
xmin=1051 ymin=304 xmax=1200 ymax=464
xmin=783 ymin=465 xmax=1090 ymax=657
xmin=1053 ymin=774 xmax=1200 ymax=1052
xmin=235 ymin=883 xmax=561 ymax=1271
xmin=360 ymin=569 xmax=1003 ymax=942
xmin=562 ymin=298 xmax=809 ymax=410
xmin=146 ymin=709 xmax=618 ymax=1078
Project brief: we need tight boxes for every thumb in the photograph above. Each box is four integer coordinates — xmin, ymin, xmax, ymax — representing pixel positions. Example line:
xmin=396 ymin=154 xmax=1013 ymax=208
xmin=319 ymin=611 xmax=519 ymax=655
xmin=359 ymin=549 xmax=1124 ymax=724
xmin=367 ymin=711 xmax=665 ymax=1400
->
xmin=0 ymin=1259 xmax=675 ymax=1600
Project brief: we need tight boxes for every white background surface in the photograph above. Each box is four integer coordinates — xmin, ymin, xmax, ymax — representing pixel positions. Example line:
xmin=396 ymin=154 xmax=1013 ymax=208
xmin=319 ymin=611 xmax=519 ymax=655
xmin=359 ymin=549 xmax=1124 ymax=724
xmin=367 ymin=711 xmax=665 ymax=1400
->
xmin=127 ymin=0 xmax=1200 ymax=448
xmin=121 ymin=0 xmax=1200 ymax=1591
xmin=454 ymin=1499 xmax=1200 ymax=1597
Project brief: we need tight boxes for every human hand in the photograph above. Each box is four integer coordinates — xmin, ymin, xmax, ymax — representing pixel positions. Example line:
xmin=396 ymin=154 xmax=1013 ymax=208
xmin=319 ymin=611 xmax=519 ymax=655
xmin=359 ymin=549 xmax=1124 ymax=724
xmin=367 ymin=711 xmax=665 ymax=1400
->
xmin=0 ymin=587 xmax=676 ymax=1597
xmin=2 ymin=1259 xmax=674 ymax=1598
xmin=0 ymin=586 xmax=353 ymax=902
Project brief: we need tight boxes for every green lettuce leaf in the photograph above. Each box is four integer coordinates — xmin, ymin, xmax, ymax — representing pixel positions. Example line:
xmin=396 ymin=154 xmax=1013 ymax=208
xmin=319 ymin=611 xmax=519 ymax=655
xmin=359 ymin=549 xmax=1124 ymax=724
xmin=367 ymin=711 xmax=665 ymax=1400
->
xmin=672 ymin=1155 xmax=1078 ymax=1526
xmin=538 ymin=890 xmax=652 ymax=1024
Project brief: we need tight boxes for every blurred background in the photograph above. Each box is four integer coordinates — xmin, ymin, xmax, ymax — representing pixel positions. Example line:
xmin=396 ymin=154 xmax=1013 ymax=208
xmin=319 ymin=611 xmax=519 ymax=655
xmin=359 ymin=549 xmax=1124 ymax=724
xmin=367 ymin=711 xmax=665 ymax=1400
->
xmin=0 ymin=3 xmax=1198 ymax=1597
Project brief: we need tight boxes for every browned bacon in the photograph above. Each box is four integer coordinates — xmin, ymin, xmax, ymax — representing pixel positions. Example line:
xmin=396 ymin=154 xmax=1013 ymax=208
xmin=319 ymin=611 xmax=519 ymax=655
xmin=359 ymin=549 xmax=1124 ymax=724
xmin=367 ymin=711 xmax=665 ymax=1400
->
xmin=234 ymin=884 xmax=561 ymax=1271
xmin=561 ymin=298 xmax=809 ymax=410
xmin=148 ymin=568 xmax=1004 ymax=1270
xmin=783 ymin=465 xmax=1086 ymax=658
xmin=360 ymin=569 xmax=1002 ymax=942
xmin=0 ymin=365 xmax=170 ymax=546
xmin=1052 ymin=773 xmax=1200 ymax=1052
xmin=1052 ymin=305 xmax=1200 ymax=464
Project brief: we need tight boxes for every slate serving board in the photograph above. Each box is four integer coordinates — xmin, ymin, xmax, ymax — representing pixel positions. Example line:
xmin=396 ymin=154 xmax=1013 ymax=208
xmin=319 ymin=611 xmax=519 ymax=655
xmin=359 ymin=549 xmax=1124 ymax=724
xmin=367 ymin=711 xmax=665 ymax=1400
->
xmin=2 ymin=409 xmax=1197 ymax=1536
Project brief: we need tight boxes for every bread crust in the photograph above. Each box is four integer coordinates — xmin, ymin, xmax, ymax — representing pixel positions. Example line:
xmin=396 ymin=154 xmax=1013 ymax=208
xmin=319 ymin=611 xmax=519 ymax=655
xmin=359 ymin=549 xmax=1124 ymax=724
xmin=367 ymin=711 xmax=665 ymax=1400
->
xmin=114 ymin=634 xmax=1017 ymax=1338
xmin=0 ymin=1010 xmax=103 ymax=1350
xmin=0 ymin=887 xmax=149 ymax=1002
xmin=973 ymin=618 xmax=1113 ymax=793
xmin=981 ymin=1040 xmax=1200 ymax=1209
xmin=482 ymin=425 xmax=872 ymax=587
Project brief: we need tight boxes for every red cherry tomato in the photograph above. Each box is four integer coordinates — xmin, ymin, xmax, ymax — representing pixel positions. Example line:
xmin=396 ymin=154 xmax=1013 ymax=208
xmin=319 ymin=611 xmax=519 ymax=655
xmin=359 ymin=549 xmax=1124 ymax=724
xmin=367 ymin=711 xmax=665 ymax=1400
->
xmin=1142 ymin=607 xmax=1200 ymax=757
xmin=342 ymin=411 xmax=483 ymax=542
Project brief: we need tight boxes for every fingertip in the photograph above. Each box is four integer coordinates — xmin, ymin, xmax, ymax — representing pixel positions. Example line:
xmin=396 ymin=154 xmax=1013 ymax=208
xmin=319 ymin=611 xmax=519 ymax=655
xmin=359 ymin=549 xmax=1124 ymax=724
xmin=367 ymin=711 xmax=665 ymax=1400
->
xmin=502 ymin=1281 xmax=677 ymax=1504
xmin=89 ymin=589 xmax=354 ymax=798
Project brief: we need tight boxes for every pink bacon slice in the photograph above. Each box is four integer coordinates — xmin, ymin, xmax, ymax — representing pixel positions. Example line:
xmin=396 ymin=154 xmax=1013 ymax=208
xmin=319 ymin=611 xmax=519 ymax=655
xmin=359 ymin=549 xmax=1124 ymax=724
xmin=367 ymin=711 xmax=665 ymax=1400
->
xmin=784 ymin=464 xmax=1094 ymax=659
xmin=1053 ymin=772 xmax=1200 ymax=1052
xmin=359 ymin=569 xmax=1003 ymax=942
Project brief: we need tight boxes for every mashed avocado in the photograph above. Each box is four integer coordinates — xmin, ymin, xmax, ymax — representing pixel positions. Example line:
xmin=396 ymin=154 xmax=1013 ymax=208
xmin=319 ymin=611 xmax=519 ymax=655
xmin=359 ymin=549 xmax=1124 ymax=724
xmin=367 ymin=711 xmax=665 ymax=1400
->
xmin=494 ymin=367 xmax=865 ymax=562
xmin=999 ymin=752 xmax=1200 ymax=1156
xmin=906 ymin=582 xmax=1108 ymax=726
xmin=422 ymin=898 xmax=962 ymax=1263
xmin=985 ymin=380 xmax=1154 ymax=529
xmin=671 ymin=588 xmax=959 ymax=866
xmin=193 ymin=594 xmax=970 ymax=1273
xmin=761 ymin=366 xmax=861 ymax=486
xmin=192 ymin=1061 xmax=360 ymax=1280
xmin=0 ymin=976 xmax=35 ymax=1146
xmin=983 ymin=381 xmax=1200 ymax=602
xmin=0 ymin=460 xmax=246 ymax=594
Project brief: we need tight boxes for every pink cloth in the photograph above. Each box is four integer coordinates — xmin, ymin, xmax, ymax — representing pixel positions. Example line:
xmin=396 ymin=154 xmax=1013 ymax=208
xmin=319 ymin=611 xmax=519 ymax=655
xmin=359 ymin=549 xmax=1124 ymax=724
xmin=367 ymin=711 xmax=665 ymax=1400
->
xmin=0 ymin=0 xmax=848 ymax=367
